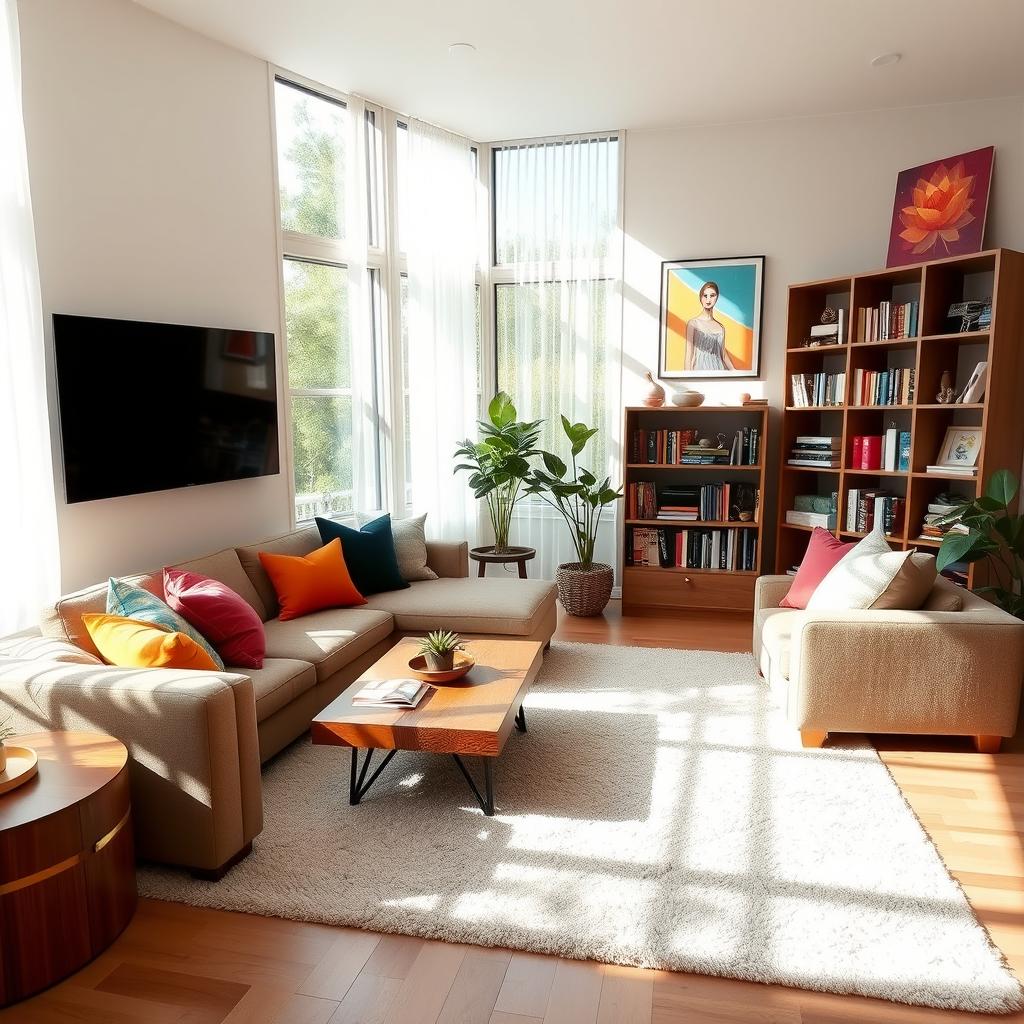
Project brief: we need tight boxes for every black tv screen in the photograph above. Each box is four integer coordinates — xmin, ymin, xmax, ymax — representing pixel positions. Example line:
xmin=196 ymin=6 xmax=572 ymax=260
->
xmin=53 ymin=314 xmax=280 ymax=504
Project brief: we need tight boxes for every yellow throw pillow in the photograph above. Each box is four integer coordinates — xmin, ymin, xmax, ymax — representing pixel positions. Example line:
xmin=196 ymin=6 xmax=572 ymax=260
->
xmin=82 ymin=613 xmax=220 ymax=671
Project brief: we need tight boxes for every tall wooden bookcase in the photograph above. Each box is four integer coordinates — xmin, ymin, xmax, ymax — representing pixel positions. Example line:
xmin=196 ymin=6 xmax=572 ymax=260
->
xmin=775 ymin=247 xmax=1024 ymax=586
xmin=622 ymin=405 xmax=769 ymax=612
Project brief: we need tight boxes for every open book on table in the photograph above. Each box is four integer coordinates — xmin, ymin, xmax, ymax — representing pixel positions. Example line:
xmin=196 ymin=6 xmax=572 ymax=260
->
xmin=352 ymin=678 xmax=431 ymax=709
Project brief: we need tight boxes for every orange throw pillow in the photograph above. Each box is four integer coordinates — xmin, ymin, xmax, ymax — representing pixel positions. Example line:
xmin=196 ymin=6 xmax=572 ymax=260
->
xmin=83 ymin=613 xmax=220 ymax=671
xmin=258 ymin=537 xmax=366 ymax=621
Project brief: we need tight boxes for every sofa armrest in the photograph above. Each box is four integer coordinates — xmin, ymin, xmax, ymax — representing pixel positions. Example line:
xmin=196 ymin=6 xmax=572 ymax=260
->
xmin=755 ymin=574 xmax=792 ymax=613
xmin=0 ymin=659 xmax=263 ymax=871
xmin=426 ymin=540 xmax=469 ymax=578
xmin=789 ymin=609 xmax=1024 ymax=736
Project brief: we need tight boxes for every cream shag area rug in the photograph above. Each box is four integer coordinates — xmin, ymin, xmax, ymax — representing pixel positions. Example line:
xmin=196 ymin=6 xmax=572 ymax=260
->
xmin=139 ymin=643 xmax=1022 ymax=1013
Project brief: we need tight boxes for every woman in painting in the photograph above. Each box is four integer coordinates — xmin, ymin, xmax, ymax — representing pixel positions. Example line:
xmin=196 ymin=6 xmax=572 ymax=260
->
xmin=685 ymin=281 xmax=736 ymax=372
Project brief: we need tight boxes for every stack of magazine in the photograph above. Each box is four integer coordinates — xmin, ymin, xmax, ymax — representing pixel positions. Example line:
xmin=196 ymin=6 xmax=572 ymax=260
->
xmin=352 ymin=678 xmax=431 ymax=708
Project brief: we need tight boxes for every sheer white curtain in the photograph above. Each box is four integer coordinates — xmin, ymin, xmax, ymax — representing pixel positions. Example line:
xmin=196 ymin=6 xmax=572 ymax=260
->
xmin=493 ymin=136 xmax=622 ymax=579
xmin=0 ymin=0 xmax=59 ymax=633
xmin=405 ymin=119 xmax=480 ymax=543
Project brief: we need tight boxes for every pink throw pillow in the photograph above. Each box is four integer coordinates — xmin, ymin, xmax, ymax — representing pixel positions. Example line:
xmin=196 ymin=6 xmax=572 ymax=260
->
xmin=779 ymin=528 xmax=856 ymax=609
xmin=163 ymin=567 xmax=265 ymax=669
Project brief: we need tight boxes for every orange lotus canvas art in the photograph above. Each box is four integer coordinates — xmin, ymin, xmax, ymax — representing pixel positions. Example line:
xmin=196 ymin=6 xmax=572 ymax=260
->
xmin=886 ymin=147 xmax=994 ymax=268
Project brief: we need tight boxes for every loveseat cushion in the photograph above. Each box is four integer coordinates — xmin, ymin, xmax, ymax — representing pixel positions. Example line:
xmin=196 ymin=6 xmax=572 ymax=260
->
xmin=362 ymin=578 xmax=556 ymax=636
xmin=236 ymin=526 xmax=322 ymax=621
xmin=757 ymin=607 xmax=799 ymax=681
xmin=171 ymin=548 xmax=268 ymax=620
xmin=244 ymin=657 xmax=318 ymax=723
xmin=260 ymin=608 xmax=394 ymax=683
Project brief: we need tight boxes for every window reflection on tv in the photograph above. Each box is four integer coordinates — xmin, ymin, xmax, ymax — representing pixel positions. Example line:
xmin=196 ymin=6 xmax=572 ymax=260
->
xmin=53 ymin=314 xmax=280 ymax=504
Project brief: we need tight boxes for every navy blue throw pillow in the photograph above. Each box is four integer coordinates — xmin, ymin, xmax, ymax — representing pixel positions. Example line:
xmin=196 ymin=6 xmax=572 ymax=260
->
xmin=315 ymin=515 xmax=409 ymax=596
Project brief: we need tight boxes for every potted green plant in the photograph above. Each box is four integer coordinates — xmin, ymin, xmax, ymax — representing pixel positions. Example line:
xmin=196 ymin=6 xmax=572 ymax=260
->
xmin=0 ymin=713 xmax=15 ymax=774
xmin=418 ymin=630 xmax=466 ymax=673
xmin=455 ymin=393 xmax=543 ymax=555
xmin=525 ymin=416 xmax=623 ymax=616
xmin=936 ymin=468 xmax=1024 ymax=619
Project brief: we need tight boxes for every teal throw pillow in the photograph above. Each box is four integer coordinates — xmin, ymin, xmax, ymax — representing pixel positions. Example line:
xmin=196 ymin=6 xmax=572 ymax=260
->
xmin=315 ymin=515 xmax=409 ymax=596
xmin=106 ymin=577 xmax=225 ymax=670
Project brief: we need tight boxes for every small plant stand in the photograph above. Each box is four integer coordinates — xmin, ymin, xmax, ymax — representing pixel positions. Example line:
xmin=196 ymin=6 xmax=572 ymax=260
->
xmin=470 ymin=545 xmax=536 ymax=579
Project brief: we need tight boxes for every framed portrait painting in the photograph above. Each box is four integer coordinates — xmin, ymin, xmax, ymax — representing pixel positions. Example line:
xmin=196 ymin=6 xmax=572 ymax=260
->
xmin=659 ymin=255 xmax=764 ymax=379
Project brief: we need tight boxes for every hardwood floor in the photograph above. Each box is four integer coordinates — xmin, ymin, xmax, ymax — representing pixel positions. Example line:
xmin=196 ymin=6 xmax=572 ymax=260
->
xmin=3 ymin=600 xmax=1023 ymax=1023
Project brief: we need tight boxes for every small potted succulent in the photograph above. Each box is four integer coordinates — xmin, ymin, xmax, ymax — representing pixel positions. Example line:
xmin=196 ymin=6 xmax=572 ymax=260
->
xmin=0 ymin=713 xmax=15 ymax=774
xmin=418 ymin=630 xmax=466 ymax=673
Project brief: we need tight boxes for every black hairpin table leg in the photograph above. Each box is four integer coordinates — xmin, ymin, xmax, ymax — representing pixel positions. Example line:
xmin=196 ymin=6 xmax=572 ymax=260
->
xmin=452 ymin=754 xmax=495 ymax=816
xmin=515 ymin=704 xmax=527 ymax=733
xmin=349 ymin=747 xmax=397 ymax=805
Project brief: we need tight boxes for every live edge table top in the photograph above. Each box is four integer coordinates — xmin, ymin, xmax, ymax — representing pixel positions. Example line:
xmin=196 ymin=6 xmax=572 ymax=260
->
xmin=311 ymin=638 xmax=544 ymax=758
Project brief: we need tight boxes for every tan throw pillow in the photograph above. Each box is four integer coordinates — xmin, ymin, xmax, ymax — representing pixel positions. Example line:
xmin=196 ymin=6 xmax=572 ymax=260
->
xmin=807 ymin=529 xmax=937 ymax=611
xmin=0 ymin=634 xmax=104 ymax=665
xmin=355 ymin=511 xmax=437 ymax=582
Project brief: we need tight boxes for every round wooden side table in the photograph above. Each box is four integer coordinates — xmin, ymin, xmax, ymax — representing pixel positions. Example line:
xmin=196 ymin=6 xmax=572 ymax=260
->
xmin=0 ymin=731 xmax=136 ymax=1007
xmin=469 ymin=545 xmax=537 ymax=579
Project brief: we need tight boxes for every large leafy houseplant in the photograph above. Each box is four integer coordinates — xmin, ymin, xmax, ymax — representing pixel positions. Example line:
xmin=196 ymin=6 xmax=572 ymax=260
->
xmin=454 ymin=393 xmax=542 ymax=554
xmin=525 ymin=416 xmax=623 ymax=615
xmin=936 ymin=468 xmax=1024 ymax=619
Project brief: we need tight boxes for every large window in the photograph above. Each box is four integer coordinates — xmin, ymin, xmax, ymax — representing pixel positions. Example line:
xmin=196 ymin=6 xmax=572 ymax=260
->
xmin=274 ymin=78 xmax=380 ymax=521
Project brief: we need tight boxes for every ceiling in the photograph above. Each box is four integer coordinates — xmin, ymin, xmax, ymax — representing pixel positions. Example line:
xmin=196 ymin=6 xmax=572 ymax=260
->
xmin=131 ymin=0 xmax=1024 ymax=141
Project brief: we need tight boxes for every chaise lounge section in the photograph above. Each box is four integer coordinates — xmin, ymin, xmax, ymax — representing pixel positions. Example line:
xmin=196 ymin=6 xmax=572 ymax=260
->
xmin=0 ymin=526 xmax=557 ymax=876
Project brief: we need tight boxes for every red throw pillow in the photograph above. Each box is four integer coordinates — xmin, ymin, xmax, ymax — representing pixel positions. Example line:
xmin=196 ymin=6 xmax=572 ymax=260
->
xmin=164 ymin=567 xmax=266 ymax=669
xmin=779 ymin=528 xmax=856 ymax=609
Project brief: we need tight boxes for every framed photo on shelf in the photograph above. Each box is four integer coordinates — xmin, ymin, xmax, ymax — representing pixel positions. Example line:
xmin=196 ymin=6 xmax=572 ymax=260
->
xmin=658 ymin=255 xmax=764 ymax=380
xmin=936 ymin=426 xmax=982 ymax=468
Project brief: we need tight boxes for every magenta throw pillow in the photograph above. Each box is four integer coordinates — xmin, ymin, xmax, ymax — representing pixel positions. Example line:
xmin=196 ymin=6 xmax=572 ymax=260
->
xmin=163 ymin=567 xmax=265 ymax=669
xmin=779 ymin=528 xmax=856 ymax=609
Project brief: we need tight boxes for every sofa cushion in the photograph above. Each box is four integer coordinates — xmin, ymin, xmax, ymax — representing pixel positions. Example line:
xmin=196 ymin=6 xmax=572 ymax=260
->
xmin=0 ymin=634 xmax=103 ymax=666
xmin=756 ymin=607 xmax=798 ymax=681
xmin=245 ymin=657 xmax=318 ymax=723
xmin=316 ymin=515 xmax=409 ymax=596
xmin=171 ymin=548 xmax=268 ymax=620
xmin=258 ymin=539 xmax=367 ymax=621
xmin=41 ymin=572 xmax=163 ymax=659
xmin=362 ymin=578 xmax=556 ymax=636
xmin=236 ymin=526 xmax=322 ymax=621
xmin=261 ymin=608 xmax=394 ymax=683
xmin=356 ymin=511 xmax=438 ymax=582
xmin=83 ymin=613 xmax=220 ymax=671
xmin=779 ymin=528 xmax=855 ymax=609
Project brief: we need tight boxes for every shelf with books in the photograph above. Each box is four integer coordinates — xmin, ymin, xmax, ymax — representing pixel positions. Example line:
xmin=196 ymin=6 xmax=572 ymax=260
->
xmin=777 ymin=248 xmax=1024 ymax=591
xmin=622 ymin=404 xmax=768 ymax=612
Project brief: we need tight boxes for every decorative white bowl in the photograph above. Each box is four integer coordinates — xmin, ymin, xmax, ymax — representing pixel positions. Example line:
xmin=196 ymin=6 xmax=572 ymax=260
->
xmin=671 ymin=388 xmax=705 ymax=407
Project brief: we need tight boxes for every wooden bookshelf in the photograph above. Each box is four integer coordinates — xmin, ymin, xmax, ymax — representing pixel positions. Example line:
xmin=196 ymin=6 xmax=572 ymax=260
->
xmin=622 ymin=405 xmax=769 ymax=612
xmin=775 ymin=248 xmax=1024 ymax=590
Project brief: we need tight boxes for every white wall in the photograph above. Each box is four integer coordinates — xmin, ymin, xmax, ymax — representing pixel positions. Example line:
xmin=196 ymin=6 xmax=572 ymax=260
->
xmin=18 ymin=0 xmax=289 ymax=591
xmin=622 ymin=96 xmax=1024 ymax=563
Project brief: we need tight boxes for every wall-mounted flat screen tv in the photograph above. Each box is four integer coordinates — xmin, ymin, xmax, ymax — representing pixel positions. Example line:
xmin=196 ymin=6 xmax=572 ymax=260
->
xmin=53 ymin=314 xmax=280 ymax=504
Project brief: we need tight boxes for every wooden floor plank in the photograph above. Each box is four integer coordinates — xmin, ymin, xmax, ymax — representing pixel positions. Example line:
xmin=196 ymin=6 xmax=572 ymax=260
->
xmin=596 ymin=965 xmax=654 ymax=1024
xmin=360 ymin=934 xmax=426 ymax=981
xmin=492 ymin=953 xmax=558 ymax=1018
xmin=327 ymin=974 xmax=402 ymax=1024
xmin=382 ymin=941 xmax=467 ymax=1024
xmin=298 ymin=930 xmax=381 ymax=1002
xmin=542 ymin=960 xmax=604 ymax=1024
xmin=437 ymin=948 xmax=512 ymax=1024
xmin=489 ymin=1014 xmax=544 ymax=1024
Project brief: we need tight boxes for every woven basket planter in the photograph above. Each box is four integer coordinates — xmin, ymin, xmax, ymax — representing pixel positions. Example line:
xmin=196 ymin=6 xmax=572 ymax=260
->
xmin=556 ymin=562 xmax=614 ymax=617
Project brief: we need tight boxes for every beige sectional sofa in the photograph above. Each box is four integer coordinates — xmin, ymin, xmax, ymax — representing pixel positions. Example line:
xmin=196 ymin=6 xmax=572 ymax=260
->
xmin=754 ymin=573 xmax=1024 ymax=751
xmin=0 ymin=525 xmax=557 ymax=876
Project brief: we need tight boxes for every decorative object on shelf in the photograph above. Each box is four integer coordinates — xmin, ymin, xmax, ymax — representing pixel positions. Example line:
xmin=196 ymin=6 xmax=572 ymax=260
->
xmin=957 ymin=361 xmax=988 ymax=404
xmin=936 ymin=370 xmax=956 ymax=404
xmin=936 ymin=469 xmax=1024 ymax=619
xmin=525 ymin=416 xmax=622 ymax=616
xmin=885 ymin=146 xmax=994 ymax=267
xmin=934 ymin=426 xmax=982 ymax=470
xmin=658 ymin=255 xmax=764 ymax=379
xmin=820 ymin=306 xmax=838 ymax=325
xmin=416 ymin=630 xmax=465 ymax=674
xmin=948 ymin=299 xmax=993 ymax=333
xmin=642 ymin=371 xmax=666 ymax=407
xmin=740 ymin=392 xmax=751 ymax=403
xmin=669 ymin=383 xmax=704 ymax=407
xmin=454 ymin=392 xmax=542 ymax=555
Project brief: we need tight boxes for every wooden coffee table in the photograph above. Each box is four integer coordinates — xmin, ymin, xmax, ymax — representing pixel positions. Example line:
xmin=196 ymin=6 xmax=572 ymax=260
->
xmin=312 ymin=638 xmax=543 ymax=816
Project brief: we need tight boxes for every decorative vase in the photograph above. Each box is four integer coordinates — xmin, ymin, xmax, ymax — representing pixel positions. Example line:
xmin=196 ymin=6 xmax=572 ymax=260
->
xmin=642 ymin=372 xmax=665 ymax=408
xmin=556 ymin=562 xmax=614 ymax=616
xmin=424 ymin=651 xmax=455 ymax=673
xmin=669 ymin=385 xmax=704 ymax=407
xmin=937 ymin=370 xmax=955 ymax=404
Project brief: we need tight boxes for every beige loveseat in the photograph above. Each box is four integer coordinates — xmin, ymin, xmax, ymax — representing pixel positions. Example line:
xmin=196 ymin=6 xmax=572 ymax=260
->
xmin=754 ymin=574 xmax=1024 ymax=752
xmin=0 ymin=526 xmax=557 ymax=876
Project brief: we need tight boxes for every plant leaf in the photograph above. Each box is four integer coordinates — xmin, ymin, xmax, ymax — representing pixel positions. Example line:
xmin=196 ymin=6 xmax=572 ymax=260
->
xmin=579 ymin=469 xmax=596 ymax=487
xmin=488 ymin=392 xmax=516 ymax=429
xmin=542 ymin=452 xmax=567 ymax=479
xmin=986 ymin=468 xmax=1019 ymax=507
xmin=936 ymin=530 xmax=990 ymax=572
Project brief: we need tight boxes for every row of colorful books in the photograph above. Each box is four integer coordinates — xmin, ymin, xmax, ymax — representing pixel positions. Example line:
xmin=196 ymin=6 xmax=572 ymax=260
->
xmin=846 ymin=489 xmax=905 ymax=535
xmin=855 ymin=301 xmax=919 ymax=342
xmin=629 ymin=427 xmax=760 ymax=465
xmin=627 ymin=526 xmax=759 ymax=571
xmin=852 ymin=367 xmax=915 ymax=406
xmin=790 ymin=372 xmax=845 ymax=407
xmin=626 ymin=481 xmax=759 ymax=523
xmin=852 ymin=430 xmax=911 ymax=471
